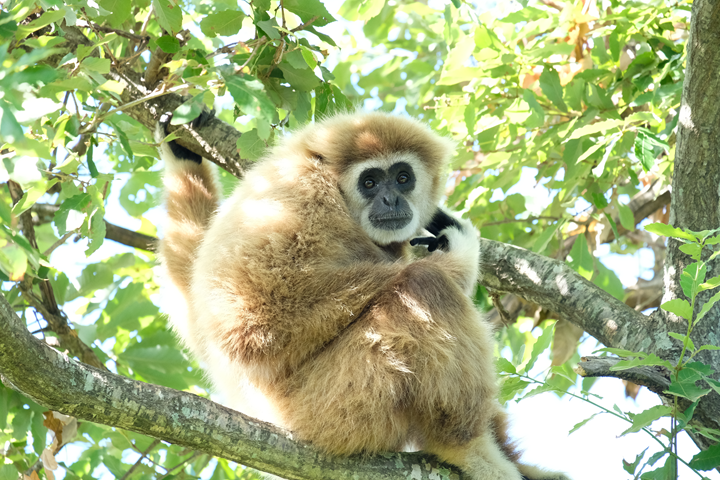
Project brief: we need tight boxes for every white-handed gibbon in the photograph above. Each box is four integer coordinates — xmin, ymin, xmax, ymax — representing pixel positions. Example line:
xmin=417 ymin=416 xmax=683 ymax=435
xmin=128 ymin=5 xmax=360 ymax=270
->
xmin=157 ymin=111 xmax=569 ymax=480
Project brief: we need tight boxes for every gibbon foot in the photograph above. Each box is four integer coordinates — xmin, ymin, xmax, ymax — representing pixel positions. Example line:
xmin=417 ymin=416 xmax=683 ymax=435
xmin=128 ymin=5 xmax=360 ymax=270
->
xmin=428 ymin=433 xmax=523 ymax=480
xmin=518 ymin=464 xmax=572 ymax=480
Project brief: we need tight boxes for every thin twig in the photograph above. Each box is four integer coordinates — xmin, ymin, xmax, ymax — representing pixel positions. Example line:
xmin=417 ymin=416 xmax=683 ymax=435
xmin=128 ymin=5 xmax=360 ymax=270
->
xmin=43 ymin=230 xmax=78 ymax=257
xmin=290 ymin=15 xmax=319 ymax=33
xmin=119 ymin=439 xmax=161 ymax=480
xmin=157 ymin=452 xmax=202 ymax=479
xmin=76 ymin=20 xmax=150 ymax=43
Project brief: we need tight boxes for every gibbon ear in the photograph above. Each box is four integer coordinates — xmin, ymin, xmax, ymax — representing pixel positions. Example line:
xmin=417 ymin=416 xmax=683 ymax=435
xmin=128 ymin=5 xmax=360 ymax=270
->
xmin=309 ymin=151 xmax=325 ymax=162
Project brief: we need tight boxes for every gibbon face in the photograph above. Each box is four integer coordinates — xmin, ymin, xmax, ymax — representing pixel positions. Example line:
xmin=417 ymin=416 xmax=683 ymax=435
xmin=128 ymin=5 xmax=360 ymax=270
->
xmin=284 ymin=113 xmax=454 ymax=246
xmin=338 ymin=152 xmax=433 ymax=245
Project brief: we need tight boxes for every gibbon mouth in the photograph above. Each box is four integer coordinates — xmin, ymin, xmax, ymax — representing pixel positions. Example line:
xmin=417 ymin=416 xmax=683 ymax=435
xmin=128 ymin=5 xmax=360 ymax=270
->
xmin=369 ymin=214 xmax=412 ymax=230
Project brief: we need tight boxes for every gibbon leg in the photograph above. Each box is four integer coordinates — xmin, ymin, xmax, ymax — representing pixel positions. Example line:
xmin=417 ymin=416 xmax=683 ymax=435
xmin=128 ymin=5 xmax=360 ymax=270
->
xmin=368 ymin=261 xmax=522 ymax=480
xmin=279 ymin=313 xmax=414 ymax=455
xmin=280 ymin=261 xmax=520 ymax=479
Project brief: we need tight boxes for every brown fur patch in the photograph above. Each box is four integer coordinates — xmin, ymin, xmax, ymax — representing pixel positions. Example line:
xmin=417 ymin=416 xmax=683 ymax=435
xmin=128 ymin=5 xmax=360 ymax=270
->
xmin=159 ymin=112 xmax=561 ymax=480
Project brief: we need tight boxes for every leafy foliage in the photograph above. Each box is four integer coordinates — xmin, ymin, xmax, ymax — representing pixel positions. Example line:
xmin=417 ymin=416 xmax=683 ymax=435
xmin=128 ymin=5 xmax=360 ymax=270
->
xmin=0 ymin=0 xmax=713 ymax=478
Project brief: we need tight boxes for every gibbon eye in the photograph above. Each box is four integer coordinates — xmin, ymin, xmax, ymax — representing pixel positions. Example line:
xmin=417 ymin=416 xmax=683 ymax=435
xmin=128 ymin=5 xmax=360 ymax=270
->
xmin=364 ymin=178 xmax=376 ymax=189
xmin=397 ymin=173 xmax=410 ymax=184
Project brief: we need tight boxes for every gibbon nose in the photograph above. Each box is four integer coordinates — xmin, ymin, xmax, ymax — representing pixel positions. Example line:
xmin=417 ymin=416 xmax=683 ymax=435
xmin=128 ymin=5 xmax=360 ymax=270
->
xmin=382 ymin=195 xmax=399 ymax=207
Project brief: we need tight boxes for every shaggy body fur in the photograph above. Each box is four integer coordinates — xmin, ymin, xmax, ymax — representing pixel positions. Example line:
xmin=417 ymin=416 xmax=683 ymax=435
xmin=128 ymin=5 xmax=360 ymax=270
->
xmin=159 ymin=112 xmax=568 ymax=480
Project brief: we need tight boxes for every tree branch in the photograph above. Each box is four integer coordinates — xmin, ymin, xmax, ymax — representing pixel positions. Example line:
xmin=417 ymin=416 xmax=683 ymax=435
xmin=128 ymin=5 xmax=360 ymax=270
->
xmin=7 ymin=183 xmax=105 ymax=370
xmin=574 ymin=356 xmax=671 ymax=396
xmin=477 ymin=238 xmax=655 ymax=352
xmin=48 ymin=24 xmax=249 ymax=179
xmin=32 ymin=203 xmax=157 ymax=252
xmin=0 ymin=294 xmax=465 ymax=480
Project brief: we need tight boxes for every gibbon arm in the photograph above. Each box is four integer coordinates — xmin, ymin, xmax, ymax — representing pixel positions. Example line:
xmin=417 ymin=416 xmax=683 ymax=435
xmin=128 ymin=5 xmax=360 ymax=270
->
xmin=211 ymin=229 xmax=479 ymax=373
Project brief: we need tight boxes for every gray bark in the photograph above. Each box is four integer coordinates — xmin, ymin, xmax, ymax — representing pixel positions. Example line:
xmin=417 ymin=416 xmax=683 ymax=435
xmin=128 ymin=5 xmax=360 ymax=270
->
xmin=651 ymin=0 xmax=720 ymax=450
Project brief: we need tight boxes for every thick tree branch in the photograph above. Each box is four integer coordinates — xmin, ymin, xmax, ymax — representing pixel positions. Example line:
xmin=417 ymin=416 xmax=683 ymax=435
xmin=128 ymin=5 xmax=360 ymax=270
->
xmin=0 ymin=294 xmax=464 ymax=480
xmin=477 ymin=238 xmax=654 ymax=352
xmin=574 ymin=356 xmax=671 ymax=396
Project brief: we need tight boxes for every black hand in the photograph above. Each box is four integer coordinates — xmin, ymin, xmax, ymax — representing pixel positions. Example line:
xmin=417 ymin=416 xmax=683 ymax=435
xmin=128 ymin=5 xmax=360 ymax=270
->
xmin=409 ymin=235 xmax=449 ymax=252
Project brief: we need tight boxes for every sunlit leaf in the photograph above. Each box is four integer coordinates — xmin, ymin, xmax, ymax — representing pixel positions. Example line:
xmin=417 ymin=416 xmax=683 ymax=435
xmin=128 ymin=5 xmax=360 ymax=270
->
xmin=621 ymin=405 xmax=672 ymax=435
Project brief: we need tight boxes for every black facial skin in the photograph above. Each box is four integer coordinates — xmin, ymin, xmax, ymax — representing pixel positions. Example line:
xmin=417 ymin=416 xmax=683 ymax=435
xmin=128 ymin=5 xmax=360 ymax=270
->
xmin=357 ymin=162 xmax=416 ymax=231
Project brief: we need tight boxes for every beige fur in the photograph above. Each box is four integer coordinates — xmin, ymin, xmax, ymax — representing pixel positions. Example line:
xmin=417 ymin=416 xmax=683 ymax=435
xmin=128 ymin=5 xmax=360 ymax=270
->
xmin=158 ymin=111 xmax=569 ymax=480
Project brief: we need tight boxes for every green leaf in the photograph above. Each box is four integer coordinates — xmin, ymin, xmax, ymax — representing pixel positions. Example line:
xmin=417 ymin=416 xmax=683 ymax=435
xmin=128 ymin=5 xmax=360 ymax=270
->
xmin=591 ymin=192 xmax=608 ymax=209
xmin=87 ymin=158 xmax=99 ymax=178
xmin=679 ymin=243 xmax=702 ymax=260
xmin=0 ymin=102 xmax=26 ymax=145
xmin=668 ymin=332 xmax=694 ymax=352
xmin=531 ymin=220 xmax=562 ymax=254
xmin=522 ymin=323 xmax=554 ymax=374
xmin=701 ymin=274 xmax=720 ymax=291
xmin=677 ymin=400 xmax=699 ymax=428
xmin=635 ymin=128 xmax=668 ymax=172
xmin=278 ymin=63 xmax=321 ymax=92
xmin=496 ymin=358 xmax=516 ymax=374
xmin=82 ymin=57 xmax=111 ymax=74
xmin=223 ymin=74 xmax=276 ymax=123
xmin=665 ymin=368 xmax=712 ymax=402
xmin=0 ymin=12 xmax=17 ymax=41
xmin=568 ymin=119 xmax=623 ymax=140
xmin=97 ymin=0 xmax=132 ymax=28
xmin=498 ymin=376 xmax=529 ymax=403
xmin=593 ymin=347 xmax=647 ymax=357
xmin=200 ymin=10 xmax=245 ymax=38
xmin=569 ymin=412 xmax=600 ymax=435
xmin=54 ymin=193 xmax=92 ymax=235
xmin=660 ymin=298 xmax=692 ymax=321
xmin=153 ymin=0 xmax=183 ymax=34
xmin=0 ymin=243 xmax=28 ymax=281
xmin=706 ymin=377 xmax=720 ymax=396
xmin=339 ymin=0 xmax=384 ymax=20
xmin=621 ymin=405 xmax=672 ymax=435
xmin=681 ymin=262 xmax=706 ymax=300
xmin=15 ymin=8 xmax=66 ymax=40
xmin=593 ymin=261 xmax=625 ymax=300
xmin=236 ymin=129 xmax=267 ymax=162
xmin=689 ymin=443 xmax=720 ymax=471
xmin=623 ymin=449 xmax=647 ymax=475
xmin=696 ymin=344 xmax=720 ymax=355
xmin=85 ymin=210 xmax=106 ymax=257
xmin=156 ymin=35 xmax=180 ymax=53
xmin=539 ymin=67 xmax=567 ymax=112
xmin=618 ymin=203 xmax=635 ymax=231
xmin=567 ymin=233 xmax=593 ymax=280
xmin=605 ymin=213 xmax=619 ymax=240
xmin=11 ymin=179 xmax=59 ymax=216
xmin=645 ymin=222 xmax=697 ymax=241
xmin=640 ymin=455 xmax=673 ymax=480
xmin=0 ymin=465 xmax=18 ymax=480
xmin=283 ymin=0 xmax=334 ymax=27
xmin=305 ymin=25 xmax=336 ymax=46
xmin=299 ymin=46 xmax=318 ymax=69
xmin=697 ymin=289 xmax=720 ymax=322
xmin=171 ymin=97 xmax=203 ymax=125
xmin=611 ymin=354 xmax=674 ymax=371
